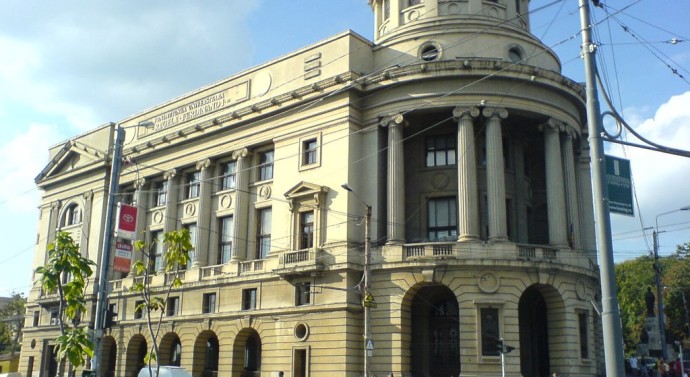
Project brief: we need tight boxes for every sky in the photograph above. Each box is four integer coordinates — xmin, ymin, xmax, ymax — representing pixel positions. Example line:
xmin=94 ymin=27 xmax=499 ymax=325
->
xmin=0 ymin=0 xmax=688 ymax=297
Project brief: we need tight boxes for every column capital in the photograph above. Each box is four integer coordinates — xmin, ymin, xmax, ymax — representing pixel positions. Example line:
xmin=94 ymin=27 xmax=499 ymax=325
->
xmin=231 ymin=148 xmax=250 ymax=160
xmin=134 ymin=178 xmax=146 ymax=190
xmin=452 ymin=106 xmax=481 ymax=120
xmin=195 ymin=158 xmax=212 ymax=171
xmin=539 ymin=118 xmax=565 ymax=133
xmin=379 ymin=114 xmax=406 ymax=128
xmin=163 ymin=169 xmax=177 ymax=180
xmin=51 ymin=200 xmax=60 ymax=210
xmin=83 ymin=191 xmax=93 ymax=200
xmin=482 ymin=107 xmax=508 ymax=119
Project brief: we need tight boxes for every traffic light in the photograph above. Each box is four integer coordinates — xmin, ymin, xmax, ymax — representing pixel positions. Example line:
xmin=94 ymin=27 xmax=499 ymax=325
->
xmin=497 ymin=338 xmax=515 ymax=354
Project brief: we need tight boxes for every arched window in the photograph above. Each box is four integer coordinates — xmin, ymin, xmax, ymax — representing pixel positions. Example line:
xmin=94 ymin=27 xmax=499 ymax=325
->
xmin=60 ymin=203 xmax=81 ymax=227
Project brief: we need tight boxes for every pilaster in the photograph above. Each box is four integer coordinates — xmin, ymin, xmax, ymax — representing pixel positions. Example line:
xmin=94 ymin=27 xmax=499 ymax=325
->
xmin=232 ymin=148 xmax=250 ymax=261
xmin=162 ymin=169 xmax=178 ymax=272
xmin=194 ymin=159 xmax=213 ymax=267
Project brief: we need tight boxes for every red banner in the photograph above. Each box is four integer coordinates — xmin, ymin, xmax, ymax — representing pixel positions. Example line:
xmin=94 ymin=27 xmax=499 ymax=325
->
xmin=116 ymin=203 xmax=138 ymax=240
xmin=114 ymin=242 xmax=133 ymax=273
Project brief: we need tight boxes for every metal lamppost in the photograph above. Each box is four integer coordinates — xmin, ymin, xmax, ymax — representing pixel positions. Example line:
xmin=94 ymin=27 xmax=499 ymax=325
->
xmin=341 ymin=183 xmax=372 ymax=377
xmin=654 ymin=205 xmax=690 ymax=360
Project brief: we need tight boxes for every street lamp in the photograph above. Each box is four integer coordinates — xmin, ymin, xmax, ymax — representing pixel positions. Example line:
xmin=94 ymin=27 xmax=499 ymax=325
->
xmin=341 ymin=183 xmax=372 ymax=377
xmin=653 ymin=205 xmax=690 ymax=360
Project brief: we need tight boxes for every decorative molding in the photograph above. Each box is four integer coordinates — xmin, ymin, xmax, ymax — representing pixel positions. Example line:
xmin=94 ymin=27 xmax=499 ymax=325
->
xmin=163 ymin=169 xmax=177 ymax=180
xmin=196 ymin=158 xmax=212 ymax=171
xmin=232 ymin=148 xmax=250 ymax=160
xmin=482 ymin=107 xmax=508 ymax=119
xmin=452 ymin=106 xmax=480 ymax=120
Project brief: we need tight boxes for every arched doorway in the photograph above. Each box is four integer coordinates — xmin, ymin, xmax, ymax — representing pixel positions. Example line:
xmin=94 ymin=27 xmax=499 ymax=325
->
xmin=100 ymin=336 xmax=117 ymax=377
xmin=232 ymin=328 xmax=261 ymax=377
xmin=409 ymin=284 xmax=460 ymax=377
xmin=160 ymin=333 xmax=182 ymax=367
xmin=193 ymin=330 xmax=219 ymax=377
xmin=518 ymin=284 xmax=566 ymax=377
xmin=125 ymin=334 xmax=147 ymax=377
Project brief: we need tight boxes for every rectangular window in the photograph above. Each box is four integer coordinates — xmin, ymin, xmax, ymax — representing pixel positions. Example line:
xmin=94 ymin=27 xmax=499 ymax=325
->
xmin=26 ymin=356 xmax=34 ymax=377
xmin=219 ymin=216 xmax=234 ymax=264
xmin=186 ymin=171 xmax=200 ymax=199
xmin=425 ymin=135 xmax=456 ymax=167
xmin=481 ymin=308 xmax=500 ymax=356
xmin=221 ymin=161 xmax=237 ymax=190
xmin=242 ymin=288 xmax=257 ymax=310
xmin=182 ymin=224 xmax=197 ymax=269
xmin=203 ymin=293 xmax=217 ymax=314
xmin=257 ymin=208 xmax=272 ymax=259
xmin=134 ymin=300 xmax=145 ymax=319
xmin=293 ymin=348 xmax=308 ymax=377
xmin=258 ymin=150 xmax=274 ymax=181
xmin=579 ymin=311 xmax=589 ymax=359
xmin=295 ymin=282 xmax=311 ymax=306
xmin=154 ymin=181 xmax=168 ymax=207
xmin=299 ymin=211 xmax=314 ymax=249
xmin=302 ymin=138 xmax=318 ymax=165
xmin=151 ymin=231 xmax=164 ymax=273
xmin=167 ymin=296 xmax=179 ymax=317
xmin=428 ymin=197 xmax=458 ymax=241
xmin=49 ymin=308 xmax=59 ymax=325
xmin=33 ymin=311 xmax=39 ymax=327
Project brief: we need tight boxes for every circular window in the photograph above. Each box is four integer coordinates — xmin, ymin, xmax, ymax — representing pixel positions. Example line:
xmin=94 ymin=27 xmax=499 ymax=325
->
xmin=420 ymin=43 xmax=441 ymax=62
xmin=294 ymin=322 xmax=309 ymax=341
xmin=508 ymin=47 xmax=523 ymax=63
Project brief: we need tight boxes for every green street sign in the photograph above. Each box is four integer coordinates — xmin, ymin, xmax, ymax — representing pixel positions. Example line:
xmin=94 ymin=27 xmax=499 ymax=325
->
xmin=605 ymin=155 xmax=634 ymax=216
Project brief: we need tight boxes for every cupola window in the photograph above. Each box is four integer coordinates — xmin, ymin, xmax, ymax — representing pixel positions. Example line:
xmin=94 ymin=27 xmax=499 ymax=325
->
xmin=420 ymin=43 xmax=441 ymax=61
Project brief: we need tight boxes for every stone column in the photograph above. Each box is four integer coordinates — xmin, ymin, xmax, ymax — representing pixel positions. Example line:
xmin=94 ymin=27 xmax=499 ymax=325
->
xmin=562 ymin=129 xmax=581 ymax=250
xmin=193 ymin=159 xmax=212 ymax=267
xmin=383 ymin=114 xmax=406 ymax=244
xmin=578 ymin=138 xmax=597 ymax=257
xmin=542 ymin=121 xmax=568 ymax=248
xmin=46 ymin=201 xmax=60 ymax=262
xmin=80 ymin=191 xmax=93 ymax=258
xmin=133 ymin=178 xmax=147 ymax=264
xmin=453 ymin=106 xmax=481 ymax=242
xmin=484 ymin=107 xmax=509 ymax=241
xmin=162 ymin=169 xmax=178 ymax=272
xmin=232 ymin=148 xmax=250 ymax=261
xmin=513 ymin=141 xmax=529 ymax=243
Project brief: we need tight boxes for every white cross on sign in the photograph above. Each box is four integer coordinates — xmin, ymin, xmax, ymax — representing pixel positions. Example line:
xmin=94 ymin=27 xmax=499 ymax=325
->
xmin=366 ymin=339 xmax=374 ymax=350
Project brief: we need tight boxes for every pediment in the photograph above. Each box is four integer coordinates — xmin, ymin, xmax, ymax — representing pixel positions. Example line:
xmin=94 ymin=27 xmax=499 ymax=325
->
xmin=284 ymin=181 xmax=329 ymax=199
xmin=35 ymin=141 xmax=107 ymax=183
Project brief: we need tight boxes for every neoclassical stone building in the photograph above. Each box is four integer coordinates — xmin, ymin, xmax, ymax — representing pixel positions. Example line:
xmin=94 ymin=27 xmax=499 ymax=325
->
xmin=20 ymin=1 xmax=604 ymax=377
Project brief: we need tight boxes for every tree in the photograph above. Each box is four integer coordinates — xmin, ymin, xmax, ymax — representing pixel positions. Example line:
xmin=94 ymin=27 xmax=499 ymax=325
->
xmin=35 ymin=232 xmax=96 ymax=371
xmin=615 ymin=256 xmax=656 ymax=351
xmin=0 ymin=292 xmax=26 ymax=355
xmin=129 ymin=229 xmax=192 ymax=376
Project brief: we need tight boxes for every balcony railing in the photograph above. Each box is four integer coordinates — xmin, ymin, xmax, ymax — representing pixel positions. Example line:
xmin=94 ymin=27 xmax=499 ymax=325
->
xmin=201 ymin=265 xmax=222 ymax=278
xmin=239 ymin=260 xmax=265 ymax=274
xmin=404 ymin=243 xmax=457 ymax=259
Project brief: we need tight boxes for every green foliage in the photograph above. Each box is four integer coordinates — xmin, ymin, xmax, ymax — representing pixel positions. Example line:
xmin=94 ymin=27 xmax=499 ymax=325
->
xmin=0 ymin=292 xmax=26 ymax=354
xmin=35 ymin=232 xmax=96 ymax=367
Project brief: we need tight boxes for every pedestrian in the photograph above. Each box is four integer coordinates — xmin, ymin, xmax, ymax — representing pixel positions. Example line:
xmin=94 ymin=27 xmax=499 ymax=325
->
xmin=630 ymin=355 xmax=640 ymax=377
xmin=640 ymin=358 xmax=650 ymax=377
xmin=658 ymin=357 xmax=669 ymax=377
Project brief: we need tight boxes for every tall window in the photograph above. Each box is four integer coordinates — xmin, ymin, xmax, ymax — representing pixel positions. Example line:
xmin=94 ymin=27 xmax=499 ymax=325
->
xmin=383 ymin=0 xmax=390 ymax=20
xmin=428 ymin=197 xmax=458 ymax=241
xmin=203 ymin=293 xmax=217 ymax=314
xmin=61 ymin=204 xmax=81 ymax=227
xmin=302 ymin=138 xmax=318 ymax=166
xmin=258 ymin=150 xmax=274 ymax=181
xmin=257 ymin=208 xmax=272 ymax=259
xmin=295 ymin=282 xmax=311 ymax=306
xmin=299 ymin=211 xmax=314 ymax=249
xmin=579 ymin=311 xmax=589 ymax=359
xmin=134 ymin=300 xmax=145 ymax=319
xmin=151 ymin=231 xmax=164 ymax=273
xmin=167 ymin=296 xmax=179 ymax=317
xmin=242 ymin=288 xmax=257 ymax=310
xmin=154 ymin=181 xmax=168 ymax=207
xmin=221 ymin=161 xmax=237 ymax=190
xmin=426 ymin=135 xmax=457 ymax=167
xmin=170 ymin=339 xmax=182 ymax=366
xmin=186 ymin=171 xmax=200 ymax=199
xmin=481 ymin=308 xmax=500 ymax=356
xmin=183 ymin=224 xmax=197 ymax=269
xmin=219 ymin=216 xmax=234 ymax=264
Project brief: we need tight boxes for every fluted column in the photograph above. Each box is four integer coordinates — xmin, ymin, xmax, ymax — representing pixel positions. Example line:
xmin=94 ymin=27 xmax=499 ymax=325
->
xmin=193 ymin=159 xmax=212 ymax=267
xmin=46 ymin=201 xmax=60 ymax=263
xmin=162 ymin=169 xmax=178 ymax=272
xmin=562 ymin=130 xmax=581 ymax=250
xmin=484 ymin=107 xmax=508 ymax=241
xmin=80 ymin=191 xmax=93 ymax=257
xmin=383 ymin=114 xmax=406 ymax=244
xmin=513 ymin=141 xmax=529 ymax=243
xmin=542 ymin=121 xmax=568 ymax=247
xmin=231 ymin=148 xmax=250 ymax=261
xmin=133 ymin=178 xmax=147 ymax=263
xmin=578 ymin=138 xmax=597 ymax=257
xmin=453 ymin=106 xmax=480 ymax=242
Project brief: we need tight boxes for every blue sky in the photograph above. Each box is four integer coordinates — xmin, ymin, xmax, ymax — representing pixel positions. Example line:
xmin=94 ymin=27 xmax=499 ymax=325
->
xmin=0 ymin=0 xmax=688 ymax=296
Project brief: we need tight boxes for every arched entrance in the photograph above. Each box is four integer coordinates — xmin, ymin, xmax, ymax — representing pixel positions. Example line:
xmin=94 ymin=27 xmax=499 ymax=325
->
xmin=409 ymin=284 xmax=460 ymax=377
xmin=232 ymin=328 xmax=261 ymax=377
xmin=160 ymin=333 xmax=182 ymax=367
xmin=193 ymin=330 xmax=219 ymax=377
xmin=518 ymin=284 xmax=566 ymax=377
xmin=125 ymin=334 xmax=147 ymax=377
xmin=100 ymin=336 xmax=117 ymax=377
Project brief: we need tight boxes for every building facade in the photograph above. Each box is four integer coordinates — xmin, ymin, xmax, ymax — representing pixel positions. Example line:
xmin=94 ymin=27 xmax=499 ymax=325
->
xmin=20 ymin=1 xmax=605 ymax=377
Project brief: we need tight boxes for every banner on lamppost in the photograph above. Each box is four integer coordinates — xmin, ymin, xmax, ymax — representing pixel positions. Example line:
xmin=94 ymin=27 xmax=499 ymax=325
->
xmin=605 ymin=155 xmax=634 ymax=216
xmin=113 ymin=241 xmax=133 ymax=272
xmin=115 ymin=203 xmax=138 ymax=240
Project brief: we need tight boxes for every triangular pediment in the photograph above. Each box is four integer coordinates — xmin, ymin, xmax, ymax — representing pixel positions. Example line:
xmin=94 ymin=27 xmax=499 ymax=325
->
xmin=35 ymin=141 xmax=107 ymax=183
xmin=284 ymin=181 xmax=329 ymax=199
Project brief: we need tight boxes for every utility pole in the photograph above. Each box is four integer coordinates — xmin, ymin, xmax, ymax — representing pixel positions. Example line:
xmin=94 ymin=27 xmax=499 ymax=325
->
xmin=578 ymin=1 xmax=626 ymax=376
xmin=91 ymin=125 xmax=125 ymax=376
xmin=363 ymin=204 xmax=372 ymax=377
xmin=653 ymin=231 xmax=668 ymax=360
